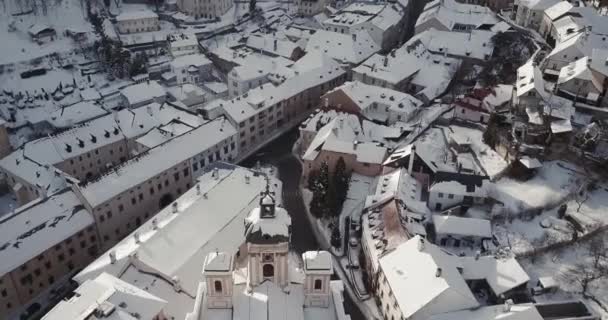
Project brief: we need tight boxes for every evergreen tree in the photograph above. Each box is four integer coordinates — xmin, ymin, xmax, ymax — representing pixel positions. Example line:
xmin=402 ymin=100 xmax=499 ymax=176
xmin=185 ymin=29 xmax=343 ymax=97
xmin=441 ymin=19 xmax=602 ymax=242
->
xmin=309 ymin=162 xmax=330 ymax=218
xmin=330 ymin=157 xmax=350 ymax=217
xmin=331 ymin=226 xmax=341 ymax=248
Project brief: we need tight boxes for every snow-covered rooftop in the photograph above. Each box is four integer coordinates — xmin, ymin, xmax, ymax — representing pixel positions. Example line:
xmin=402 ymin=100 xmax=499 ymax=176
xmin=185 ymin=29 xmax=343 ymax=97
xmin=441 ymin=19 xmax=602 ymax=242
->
xmin=203 ymin=251 xmax=233 ymax=273
xmin=516 ymin=60 xmax=548 ymax=99
xmin=244 ymin=34 xmax=301 ymax=59
xmin=379 ymin=236 xmax=479 ymax=319
xmin=170 ymin=54 xmax=212 ymax=69
xmin=416 ymin=0 xmax=498 ymax=32
xmin=544 ymin=1 xmax=573 ymax=20
xmin=303 ymin=251 xmax=333 ymax=274
xmin=415 ymin=28 xmax=494 ymax=61
xmin=558 ymin=56 xmax=603 ymax=92
xmin=80 ymin=117 xmax=236 ymax=207
xmin=306 ymin=29 xmax=380 ymax=65
xmin=74 ymin=164 xmax=281 ymax=319
xmin=42 ymin=272 xmax=167 ymax=320
xmin=120 ymin=81 xmax=167 ymax=106
xmin=432 ymin=215 xmax=492 ymax=238
xmin=116 ymin=9 xmax=158 ymax=22
xmin=327 ymin=81 xmax=422 ymax=123
xmin=460 ymin=255 xmax=530 ymax=296
xmin=0 ymin=190 xmax=93 ymax=277
xmin=429 ymin=303 xmax=543 ymax=320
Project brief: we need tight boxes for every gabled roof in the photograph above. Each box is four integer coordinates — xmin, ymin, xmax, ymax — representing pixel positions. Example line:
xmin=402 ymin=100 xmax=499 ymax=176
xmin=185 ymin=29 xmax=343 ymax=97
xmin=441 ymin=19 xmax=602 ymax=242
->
xmin=432 ymin=215 xmax=492 ymax=238
xmin=116 ymin=9 xmax=158 ymax=21
xmin=305 ymin=29 xmax=380 ymax=65
xmin=379 ymin=236 xmax=479 ymax=319
xmin=557 ymin=57 xmax=603 ymax=92
xmin=515 ymin=61 xmax=548 ymax=100
xmin=544 ymin=1 xmax=573 ymax=20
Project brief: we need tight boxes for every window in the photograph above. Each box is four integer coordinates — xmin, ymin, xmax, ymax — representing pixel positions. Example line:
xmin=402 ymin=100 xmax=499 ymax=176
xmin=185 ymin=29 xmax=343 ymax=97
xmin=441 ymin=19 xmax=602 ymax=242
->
xmin=44 ymin=262 xmax=51 ymax=269
xmin=69 ymin=248 xmax=75 ymax=256
xmin=174 ymin=172 xmax=180 ymax=181
xmin=183 ymin=168 xmax=189 ymax=177
xmin=214 ymin=280 xmax=223 ymax=293
xmin=438 ymin=192 xmax=444 ymax=198
xmin=1 ymin=289 xmax=6 ymax=297
xmin=165 ymin=179 xmax=169 ymax=187
xmin=80 ymin=240 xmax=87 ymax=249
xmin=138 ymin=193 xmax=143 ymax=201
xmin=263 ymin=264 xmax=274 ymax=278
xmin=107 ymin=211 xmax=112 ymax=219
xmin=314 ymin=279 xmax=322 ymax=290
xmin=119 ymin=204 xmax=124 ymax=212
xmin=193 ymin=163 xmax=199 ymax=171
xmin=131 ymin=197 xmax=136 ymax=205
xmin=448 ymin=194 xmax=454 ymax=199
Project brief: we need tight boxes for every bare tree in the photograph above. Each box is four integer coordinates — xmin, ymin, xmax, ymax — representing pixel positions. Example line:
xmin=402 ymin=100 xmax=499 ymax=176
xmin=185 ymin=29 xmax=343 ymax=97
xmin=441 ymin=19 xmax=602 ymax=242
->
xmin=588 ymin=234 xmax=608 ymax=269
xmin=563 ymin=263 xmax=608 ymax=296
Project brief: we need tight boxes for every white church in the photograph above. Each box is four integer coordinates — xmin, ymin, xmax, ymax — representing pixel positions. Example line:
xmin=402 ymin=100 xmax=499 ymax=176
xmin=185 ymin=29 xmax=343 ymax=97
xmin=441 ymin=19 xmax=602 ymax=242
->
xmin=198 ymin=184 xmax=350 ymax=320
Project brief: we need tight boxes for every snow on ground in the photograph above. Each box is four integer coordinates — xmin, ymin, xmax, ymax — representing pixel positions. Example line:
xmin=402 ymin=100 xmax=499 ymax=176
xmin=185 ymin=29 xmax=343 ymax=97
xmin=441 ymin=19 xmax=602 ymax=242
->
xmin=490 ymin=161 xmax=582 ymax=213
xmin=0 ymin=0 xmax=94 ymax=65
xmin=339 ymin=174 xmax=374 ymax=232
xmin=447 ymin=125 xmax=508 ymax=179
xmin=520 ymin=244 xmax=608 ymax=318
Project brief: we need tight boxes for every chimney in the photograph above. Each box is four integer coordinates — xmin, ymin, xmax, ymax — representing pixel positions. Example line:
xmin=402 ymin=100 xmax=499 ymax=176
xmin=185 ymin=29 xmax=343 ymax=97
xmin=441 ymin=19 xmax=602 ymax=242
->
xmin=196 ymin=184 xmax=201 ymax=195
xmin=408 ymin=145 xmax=416 ymax=174
xmin=352 ymin=33 xmax=357 ymax=42
xmin=417 ymin=237 xmax=425 ymax=251
xmin=503 ymin=299 xmax=513 ymax=312
xmin=339 ymin=118 xmax=344 ymax=129
xmin=172 ymin=276 xmax=181 ymax=292
xmin=353 ymin=140 xmax=358 ymax=150
xmin=212 ymin=168 xmax=219 ymax=180
xmin=435 ymin=268 xmax=442 ymax=277
xmin=147 ymin=105 xmax=153 ymax=116
xmin=134 ymin=232 xmax=141 ymax=244
xmin=274 ymin=39 xmax=278 ymax=51
xmin=383 ymin=56 xmax=388 ymax=67
xmin=152 ymin=218 xmax=158 ymax=230
xmin=245 ymin=175 xmax=250 ymax=184
xmin=475 ymin=250 xmax=481 ymax=260
xmin=203 ymin=192 xmax=208 ymax=199
xmin=109 ymin=251 xmax=117 ymax=264
xmin=172 ymin=202 xmax=178 ymax=213
xmin=324 ymin=97 xmax=329 ymax=108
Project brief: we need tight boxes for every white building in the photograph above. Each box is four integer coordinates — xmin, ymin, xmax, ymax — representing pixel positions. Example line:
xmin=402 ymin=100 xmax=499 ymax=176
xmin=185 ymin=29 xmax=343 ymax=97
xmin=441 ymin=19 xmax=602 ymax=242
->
xmin=557 ymin=56 xmax=603 ymax=104
xmin=377 ymin=236 xmax=480 ymax=320
xmin=322 ymin=81 xmax=423 ymax=124
xmin=48 ymin=164 xmax=350 ymax=320
xmin=115 ymin=10 xmax=160 ymax=34
xmin=168 ymin=33 xmax=200 ymax=57
xmin=191 ymin=186 xmax=349 ymax=319
xmin=166 ymin=84 xmax=207 ymax=111
xmin=374 ymin=235 xmax=530 ymax=320
xmin=415 ymin=0 xmax=499 ymax=35
xmin=432 ymin=215 xmax=492 ymax=250
xmin=305 ymin=29 xmax=380 ymax=66
xmin=515 ymin=0 xmax=561 ymax=30
xmin=170 ymin=54 xmax=213 ymax=85
xmin=514 ymin=60 xmax=549 ymax=110
xmin=427 ymin=180 xmax=488 ymax=211
xmin=352 ymin=33 xmax=459 ymax=102
xmin=42 ymin=272 xmax=168 ymax=320
xmin=120 ymin=81 xmax=167 ymax=108
xmin=177 ymin=0 xmax=233 ymax=19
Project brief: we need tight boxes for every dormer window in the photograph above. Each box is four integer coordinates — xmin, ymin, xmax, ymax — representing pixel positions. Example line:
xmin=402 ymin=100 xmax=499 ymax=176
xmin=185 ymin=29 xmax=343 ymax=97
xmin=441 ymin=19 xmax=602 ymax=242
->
xmin=214 ymin=280 xmax=222 ymax=293
xmin=262 ymin=253 xmax=274 ymax=262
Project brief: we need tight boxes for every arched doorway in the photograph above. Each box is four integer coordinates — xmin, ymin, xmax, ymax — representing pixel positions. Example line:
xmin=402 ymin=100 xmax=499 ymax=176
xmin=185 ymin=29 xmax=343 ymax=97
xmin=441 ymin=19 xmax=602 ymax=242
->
xmin=159 ymin=193 xmax=174 ymax=209
xmin=263 ymin=264 xmax=274 ymax=279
